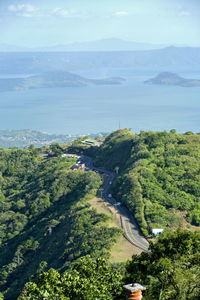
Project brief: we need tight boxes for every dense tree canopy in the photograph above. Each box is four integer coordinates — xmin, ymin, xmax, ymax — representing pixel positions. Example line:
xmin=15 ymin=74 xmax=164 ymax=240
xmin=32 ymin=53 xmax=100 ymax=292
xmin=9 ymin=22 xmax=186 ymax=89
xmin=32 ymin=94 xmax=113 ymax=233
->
xmin=1 ymin=130 xmax=200 ymax=299
xmin=18 ymin=256 xmax=124 ymax=300
xmin=0 ymin=148 xmax=120 ymax=299
xmin=17 ymin=230 xmax=200 ymax=300
xmin=93 ymin=129 xmax=200 ymax=235
xmin=126 ymin=229 xmax=200 ymax=300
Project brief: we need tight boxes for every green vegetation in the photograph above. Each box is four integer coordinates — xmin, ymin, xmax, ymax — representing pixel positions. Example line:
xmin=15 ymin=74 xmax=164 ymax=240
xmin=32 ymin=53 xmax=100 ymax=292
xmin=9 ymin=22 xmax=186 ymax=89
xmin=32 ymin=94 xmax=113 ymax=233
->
xmin=1 ymin=129 xmax=200 ymax=299
xmin=18 ymin=256 xmax=124 ymax=300
xmin=17 ymin=230 xmax=200 ymax=300
xmin=0 ymin=148 xmax=120 ymax=299
xmin=93 ymin=129 xmax=200 ymax=235
xmin=126 ymin=229 xmax=200 ymax=300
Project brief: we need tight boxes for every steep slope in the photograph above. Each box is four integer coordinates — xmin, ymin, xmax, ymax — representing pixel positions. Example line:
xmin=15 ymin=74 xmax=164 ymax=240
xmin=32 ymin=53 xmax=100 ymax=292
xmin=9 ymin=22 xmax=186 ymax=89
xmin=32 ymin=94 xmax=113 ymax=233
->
xmin=92 ymin=129 xmax=200 ymax=235
xmin=1 ymin=131 xmax=200 ymax=299
xmin=17 ymin=230 xmax=200 ymax=300
xmin=0 ymin=149 xmax=121 ymax=299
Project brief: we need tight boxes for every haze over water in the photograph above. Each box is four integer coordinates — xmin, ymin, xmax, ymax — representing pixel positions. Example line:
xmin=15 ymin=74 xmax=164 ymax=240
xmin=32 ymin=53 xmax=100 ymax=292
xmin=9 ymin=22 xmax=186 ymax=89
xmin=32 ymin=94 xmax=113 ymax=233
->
xmin=0 ymin=70 xmax=199 ymax=135
xmin=0 ymin=0 xmax=200 ymax=135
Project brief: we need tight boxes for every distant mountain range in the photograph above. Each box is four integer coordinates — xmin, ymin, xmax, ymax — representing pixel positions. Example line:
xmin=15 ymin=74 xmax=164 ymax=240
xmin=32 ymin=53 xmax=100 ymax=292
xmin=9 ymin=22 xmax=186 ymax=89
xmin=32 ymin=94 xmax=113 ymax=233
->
xmin=144 ymin=72 xmax=200 ymax=87
xmin=0 ymin=39 xmax=167 ymax=52
xmin=0 ymin=71 xmax=125 ymax=92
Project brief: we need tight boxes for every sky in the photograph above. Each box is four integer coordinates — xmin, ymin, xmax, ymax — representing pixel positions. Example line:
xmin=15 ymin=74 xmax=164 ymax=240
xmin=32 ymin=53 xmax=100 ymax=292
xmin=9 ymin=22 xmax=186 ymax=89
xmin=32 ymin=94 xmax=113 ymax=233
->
xmin=0 ymin=0 xmax=200 ymax=47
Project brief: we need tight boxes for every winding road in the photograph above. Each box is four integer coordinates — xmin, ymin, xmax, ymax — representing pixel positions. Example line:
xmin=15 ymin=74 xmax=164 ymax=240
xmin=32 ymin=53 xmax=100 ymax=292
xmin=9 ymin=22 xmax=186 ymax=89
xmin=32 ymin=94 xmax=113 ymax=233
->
xmin=82 ymin=155 xmax=149 ymax=252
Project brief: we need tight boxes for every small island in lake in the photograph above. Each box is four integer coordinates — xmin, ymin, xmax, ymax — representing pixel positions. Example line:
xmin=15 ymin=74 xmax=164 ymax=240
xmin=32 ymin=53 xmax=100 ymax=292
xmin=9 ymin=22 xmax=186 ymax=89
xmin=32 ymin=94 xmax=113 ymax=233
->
xmin=144 ymin=72 xmax=200 ymax=87
xmin=0 ymin=71 xmax=125 ymax=92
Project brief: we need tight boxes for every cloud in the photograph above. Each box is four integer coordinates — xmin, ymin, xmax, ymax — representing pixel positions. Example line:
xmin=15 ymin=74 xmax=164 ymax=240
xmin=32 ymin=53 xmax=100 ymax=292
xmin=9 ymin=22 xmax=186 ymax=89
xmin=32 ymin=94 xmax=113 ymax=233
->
xmin=52 ymin=8 xmax=92 ymax=19
xmin=8 ymin=4 xmax=38 ymax=17
xmin=114 ymin=11 xmax=129 ymax=17
xmin=179 ymin=11 xmax=191 ymax=17
xmin=53 ymin=8 xmax=70 ymax=17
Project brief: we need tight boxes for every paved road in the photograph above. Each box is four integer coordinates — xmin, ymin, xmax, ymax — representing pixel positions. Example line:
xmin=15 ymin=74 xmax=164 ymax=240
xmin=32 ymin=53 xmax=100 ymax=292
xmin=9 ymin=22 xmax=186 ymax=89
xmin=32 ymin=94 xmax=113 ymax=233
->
xmin=82 ymin=155 xmax=149 ymax=252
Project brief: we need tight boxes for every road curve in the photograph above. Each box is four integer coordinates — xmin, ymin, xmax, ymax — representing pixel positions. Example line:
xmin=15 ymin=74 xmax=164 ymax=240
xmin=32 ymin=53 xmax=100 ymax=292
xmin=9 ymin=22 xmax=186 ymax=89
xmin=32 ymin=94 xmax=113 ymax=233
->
xmin=82 ymin=155 xmax=149 ymax=252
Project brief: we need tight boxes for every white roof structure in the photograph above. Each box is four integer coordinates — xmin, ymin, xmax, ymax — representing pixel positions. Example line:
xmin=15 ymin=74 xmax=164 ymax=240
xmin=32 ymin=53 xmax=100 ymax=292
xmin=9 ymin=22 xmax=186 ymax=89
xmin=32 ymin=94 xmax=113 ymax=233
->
xmin=152 ymin=228 xmax=164 ymax=236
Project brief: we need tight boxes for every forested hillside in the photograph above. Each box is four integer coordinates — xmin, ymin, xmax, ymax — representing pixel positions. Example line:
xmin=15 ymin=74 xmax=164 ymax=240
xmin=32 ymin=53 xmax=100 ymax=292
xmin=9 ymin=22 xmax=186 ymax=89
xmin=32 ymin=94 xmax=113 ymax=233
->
xmin=0 ymin=148 xmax=120 ymax=299
xmin=0 ymin=129 xmax=200 ymax=299
xmin=94 ymin=129 xmax=200 ymax=235
xmin=17 ymin=229 xmax=200 ymax=300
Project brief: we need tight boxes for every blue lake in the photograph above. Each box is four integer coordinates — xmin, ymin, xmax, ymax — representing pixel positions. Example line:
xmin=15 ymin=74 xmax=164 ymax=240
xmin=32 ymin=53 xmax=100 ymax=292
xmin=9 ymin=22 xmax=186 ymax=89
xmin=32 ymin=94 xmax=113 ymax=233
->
xmin=0 ymin=71 xmax=199 ymax=134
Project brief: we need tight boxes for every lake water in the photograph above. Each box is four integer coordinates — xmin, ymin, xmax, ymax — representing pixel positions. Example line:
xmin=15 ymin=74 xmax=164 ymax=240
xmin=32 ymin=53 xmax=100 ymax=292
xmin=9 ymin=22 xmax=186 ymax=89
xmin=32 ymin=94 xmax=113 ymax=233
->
xmin=0 ymin=70 xmax=199 ymax=135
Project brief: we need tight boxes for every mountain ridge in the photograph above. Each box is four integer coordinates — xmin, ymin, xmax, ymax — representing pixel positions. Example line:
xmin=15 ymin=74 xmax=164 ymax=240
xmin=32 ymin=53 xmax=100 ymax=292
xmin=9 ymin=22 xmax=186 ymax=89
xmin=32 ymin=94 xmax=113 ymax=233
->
xmin=1 ymin=46 xmax=200 ymax=73
xmin=0 ymin=38 xmax=168 ymax=52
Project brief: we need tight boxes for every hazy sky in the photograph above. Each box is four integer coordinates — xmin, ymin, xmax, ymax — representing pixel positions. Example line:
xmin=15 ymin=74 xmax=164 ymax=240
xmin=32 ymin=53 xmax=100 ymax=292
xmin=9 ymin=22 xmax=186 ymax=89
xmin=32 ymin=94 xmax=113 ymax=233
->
xmin=0 ymin=0 xmax=200 ymax=47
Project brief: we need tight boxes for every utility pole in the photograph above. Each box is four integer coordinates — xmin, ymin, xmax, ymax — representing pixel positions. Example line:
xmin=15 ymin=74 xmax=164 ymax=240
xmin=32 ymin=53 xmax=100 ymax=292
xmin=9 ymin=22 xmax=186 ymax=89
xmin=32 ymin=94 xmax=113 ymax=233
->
xmin=99 ymin=188 xmax=103 ymax=198
xmin=115 ymin=166 xmax=119 ymax=174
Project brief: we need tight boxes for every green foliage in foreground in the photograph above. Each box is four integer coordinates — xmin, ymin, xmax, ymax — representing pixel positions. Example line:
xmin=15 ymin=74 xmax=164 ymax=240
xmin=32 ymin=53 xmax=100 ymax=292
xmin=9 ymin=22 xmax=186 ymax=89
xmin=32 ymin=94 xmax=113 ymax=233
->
xmin=0 ymin=148 xmax=121 ymax=299
xmin=17 ymin=230 xmax=200 ymax=300
xmin=94 ymin=129 xmax=200 ymax=235
xmin=18 ymin=256 xmax=124 ymax=300
xmin=126 ymin=229 xmax=200 ymax=300
xmin=1 ymin=130 xmax=200 ymax=299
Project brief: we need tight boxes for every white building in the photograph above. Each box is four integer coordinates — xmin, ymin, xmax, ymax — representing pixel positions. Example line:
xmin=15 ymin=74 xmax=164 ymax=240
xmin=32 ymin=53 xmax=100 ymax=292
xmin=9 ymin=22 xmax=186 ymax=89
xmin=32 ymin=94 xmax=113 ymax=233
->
xmin=152 ymin=228 xmax=164 ymax=236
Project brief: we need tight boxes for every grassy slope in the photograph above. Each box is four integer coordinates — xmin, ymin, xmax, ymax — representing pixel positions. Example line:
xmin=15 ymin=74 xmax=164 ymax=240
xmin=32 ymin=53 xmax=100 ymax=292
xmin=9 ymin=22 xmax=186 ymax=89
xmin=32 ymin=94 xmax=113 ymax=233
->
xmin=88 ymin=197 xmax=142 ymax=262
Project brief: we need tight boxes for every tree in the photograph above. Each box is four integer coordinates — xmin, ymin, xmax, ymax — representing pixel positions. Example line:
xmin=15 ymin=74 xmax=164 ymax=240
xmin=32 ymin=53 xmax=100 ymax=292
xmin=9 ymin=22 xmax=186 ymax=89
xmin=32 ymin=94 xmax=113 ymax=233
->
xmin=18 ymin=256 xmax=124 ymax=300
xmin=49 ymin=143 xmax=63 ymax=155
xmin=126 ymin=229 xmax=200 ymax=300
